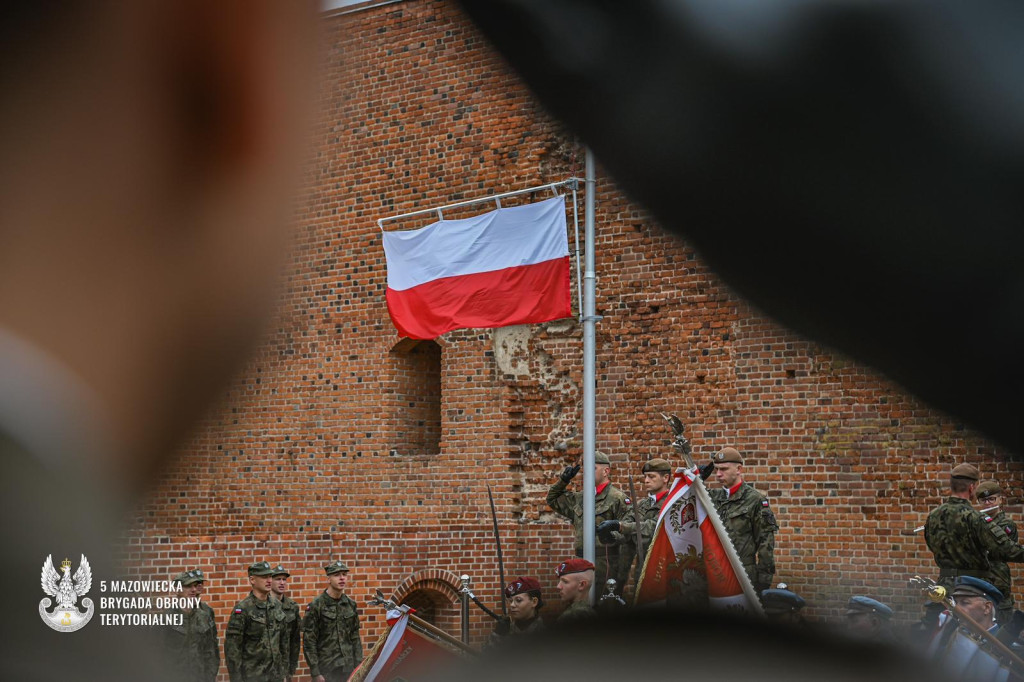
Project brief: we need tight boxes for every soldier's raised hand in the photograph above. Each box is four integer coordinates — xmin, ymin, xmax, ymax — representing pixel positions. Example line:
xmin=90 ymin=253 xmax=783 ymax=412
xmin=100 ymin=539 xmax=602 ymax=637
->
xmin=560 ymin=464 xmax=581 ymax=483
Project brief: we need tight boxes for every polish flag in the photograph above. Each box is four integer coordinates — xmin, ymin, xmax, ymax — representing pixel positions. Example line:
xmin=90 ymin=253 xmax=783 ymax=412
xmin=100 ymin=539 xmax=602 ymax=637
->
xmin=634 ymin=468 xmax=763 ymax=616
xmin=383 ymin=195 xmax=572 ymax=339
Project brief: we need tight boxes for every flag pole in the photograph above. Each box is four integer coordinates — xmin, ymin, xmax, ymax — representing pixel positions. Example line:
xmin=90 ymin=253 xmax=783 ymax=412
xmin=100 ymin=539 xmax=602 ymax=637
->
xmin=582 ymin=149 xmax=598 ymax=602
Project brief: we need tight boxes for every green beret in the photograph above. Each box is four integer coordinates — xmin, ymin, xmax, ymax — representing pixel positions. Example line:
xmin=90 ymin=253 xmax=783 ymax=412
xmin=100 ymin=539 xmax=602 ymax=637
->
xmin=976 ymin=481 xmax=1002 ymax=500
xmin=594 ymin=451 xmax=611 ymax=466
xmin=714 ymin=447 xmax=743 ymax=465
xmin=324 ymin=560 xmax=350 ymax=575
xmin=642 ymin=458 xmax=672 ymax=474
xmin=176 ymin=569 xmax=204 ymax=586
xmin=271 ymin=565 xmax=290 ymax=578
xmin=248 ymin=561 xmax=274 ymax=577
xmin=952 ymin=463 xmax=980 ymax=481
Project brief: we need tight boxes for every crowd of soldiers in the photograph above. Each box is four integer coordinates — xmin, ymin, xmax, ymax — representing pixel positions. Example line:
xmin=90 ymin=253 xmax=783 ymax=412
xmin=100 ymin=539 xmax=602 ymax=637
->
xmin=164 ymin=452 xmax=1024 ymax=680
xmin=164 ymin=560 xmax=361 ymax=682
xmin=541 ymin=448 xmax=1024 ymax=676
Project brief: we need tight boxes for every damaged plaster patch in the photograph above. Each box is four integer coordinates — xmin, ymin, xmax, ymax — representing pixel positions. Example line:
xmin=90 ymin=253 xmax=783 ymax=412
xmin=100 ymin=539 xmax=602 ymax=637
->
xmin=493 ymin=325 xmax=532 ymax=377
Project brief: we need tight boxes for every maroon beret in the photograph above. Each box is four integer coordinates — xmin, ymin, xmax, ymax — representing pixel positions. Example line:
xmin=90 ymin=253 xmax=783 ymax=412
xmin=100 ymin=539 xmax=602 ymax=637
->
xmin=505 ymin=576 xmax=542 ymax=598
xmin=556 ymin=558 xmax=595 ymax=577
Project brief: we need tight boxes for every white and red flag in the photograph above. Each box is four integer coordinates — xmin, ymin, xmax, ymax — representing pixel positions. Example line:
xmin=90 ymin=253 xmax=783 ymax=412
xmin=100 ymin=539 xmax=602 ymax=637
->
xmin=634 ymin=467 xmax=764 ymax=616
xmin=382 ymin=195 xmax=572 ymax=339
xmin=350 ymin=610 xmax=466 ymax=682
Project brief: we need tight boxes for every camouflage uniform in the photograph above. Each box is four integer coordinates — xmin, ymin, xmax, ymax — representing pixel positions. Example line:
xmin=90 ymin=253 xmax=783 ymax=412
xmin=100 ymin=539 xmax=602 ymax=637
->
xmin=924 ymin=497 xmax=1024 ymax=591
xmin=547 ymin=475 xmax=632 ymax=595
xmin=617 ymin=493 xmax=665 ymax=567
xmin=278 ymin=595 xmax=301 ymax=678
xmin=270 ymin=565 xmax=301 ymax=679
xmin=977 ymin=481 xmax=1019 ymax=625
xmin=557 ymin=599 xmax=595 ymax=623
xmin=986 ymin=509 xmax=1018 ymax=623
xmin=709 ymin=482 xmax=778 ymax=592
xmin=303 ymin=565 xmax=363 ymax=682
xmin=485 ymin=616 xmax=546 ymax=648
xmin=224 ymin=593 xmax=289 ymax=682
xmin=165 ymin=601 xmax=220 ymax=682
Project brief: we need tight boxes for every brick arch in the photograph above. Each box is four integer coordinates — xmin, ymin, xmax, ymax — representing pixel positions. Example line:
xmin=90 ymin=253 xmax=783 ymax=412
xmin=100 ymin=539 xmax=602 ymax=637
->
xmin=390 ymin=568 xmax=462 ymax=605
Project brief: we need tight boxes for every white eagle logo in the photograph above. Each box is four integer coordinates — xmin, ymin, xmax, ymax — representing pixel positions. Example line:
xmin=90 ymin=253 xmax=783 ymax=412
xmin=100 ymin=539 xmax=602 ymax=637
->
xmin=39 ymin=554 xmax=94 ymax=632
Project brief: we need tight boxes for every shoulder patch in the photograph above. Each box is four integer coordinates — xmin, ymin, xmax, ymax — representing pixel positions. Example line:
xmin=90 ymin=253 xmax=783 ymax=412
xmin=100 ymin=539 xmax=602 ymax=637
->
xmin=985 ymin=516 xmax=993 ymax=522
xmin=234 ymin=608 xmax=243 ymax=614
xmin=625 ymin=497 xmax=631 ymax=505
xmin=762 ymin=500 xmax=770 ymax=507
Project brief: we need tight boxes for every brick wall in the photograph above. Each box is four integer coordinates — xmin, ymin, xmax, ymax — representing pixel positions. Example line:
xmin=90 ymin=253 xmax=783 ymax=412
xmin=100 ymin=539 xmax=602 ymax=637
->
xmin=123 ymin=1 xmax=1021 ymax=678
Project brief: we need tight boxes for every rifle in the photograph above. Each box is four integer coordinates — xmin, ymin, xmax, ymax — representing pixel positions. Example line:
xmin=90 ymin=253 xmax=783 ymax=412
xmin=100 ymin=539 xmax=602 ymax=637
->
xmin=910 ymin=575 xmax=1024 ymax=675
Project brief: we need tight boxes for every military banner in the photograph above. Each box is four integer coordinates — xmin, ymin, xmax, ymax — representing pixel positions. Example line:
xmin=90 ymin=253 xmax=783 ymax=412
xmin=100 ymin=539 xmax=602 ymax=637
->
xmin=351 ymin=609 xmax=467 ymax=682
xmin=634 ymin=467 xmax=763 ymax=615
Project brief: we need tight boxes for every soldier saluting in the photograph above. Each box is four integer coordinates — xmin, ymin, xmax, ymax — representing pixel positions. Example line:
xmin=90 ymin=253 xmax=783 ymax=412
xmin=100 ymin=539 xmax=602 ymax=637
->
xmin=924 ymin=464 xmax=1024 ymax=591
xmin=547 ymin=451 xmax=631 ymax=596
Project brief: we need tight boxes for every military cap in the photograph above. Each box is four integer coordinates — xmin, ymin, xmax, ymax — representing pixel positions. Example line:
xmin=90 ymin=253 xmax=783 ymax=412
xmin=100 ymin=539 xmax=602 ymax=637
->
xmin=176 ymin=569 xmax=205 ymax=586
xmin=951 ymin=463 xmax=980 ymax=481
xmin=976 ymin=481 xmax=1003 ymax=500
xmin=505 ymin=576 xmax=542 ymax=599
xmin=760 ymin=588 xmax=805 ymax=614
xmin=271 ymin=565 xmax=290 ymax=577
xmin=324 ymin=560 xmax=350 ymax=575
xmin=556 ymin=558 xmax=595 ymax=577
xmin=845 ymin=596 xmax=893 ymax=619
xmin=594 ymin=451 xmax=611 ymax=465
xmin=714 ymin=447 xmax=743 ymax=464
xmin=248 ymin=561 xmax=274 ymax=577
xmin=642 ymin=458 xmax=672 ymax=473
xmin=952 ymin=576 xmax=1003 ymax=605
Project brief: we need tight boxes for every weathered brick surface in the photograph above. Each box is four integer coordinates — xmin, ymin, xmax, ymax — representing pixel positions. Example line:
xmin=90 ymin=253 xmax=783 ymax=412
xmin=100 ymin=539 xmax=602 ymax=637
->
xmin=122 ymin=1 xmax=1021 ymax=678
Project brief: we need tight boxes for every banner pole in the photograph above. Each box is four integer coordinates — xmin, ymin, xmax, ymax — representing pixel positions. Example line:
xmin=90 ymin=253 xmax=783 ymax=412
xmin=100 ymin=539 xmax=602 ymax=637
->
xmin=691 ymin=476 xmax=766 ymax=617
xmin=582 ymin=149 xmax=598 ymax=602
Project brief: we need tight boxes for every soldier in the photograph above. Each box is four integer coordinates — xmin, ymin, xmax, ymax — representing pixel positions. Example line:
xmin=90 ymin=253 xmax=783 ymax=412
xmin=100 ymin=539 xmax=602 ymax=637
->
xmin=225 ymin=561 xmax=289 ymax=682
xmin=488 ymin=577 xmax=546 ymax=645
xmin=844 ymin=596 xmax=893 ymax=643
xmin=555 ymin=559 xmax=597 ymax=623
xmin=547 ymin=451 xmax=631 ymax=595
xmin=164 ymin=569 xmax=220 ymax=682
xmin=975 ymin=480 xmax=1018 ymax=625
xmin=303 ymin=560 xmax=363 ymax=682
xmin=928 ymin=577 xmax=1008 ymax=680
xmin=271 ymin=565 xmax=301 ymax=681
xmin=760 ymin=586 xmax=807 ymax=627
xmin=924 ymin=464 xmax=1024 ymax=592
xmin=596 ymin=458 xmax=673 ymax=572
xmin=707 ymin=447 xmax=778 ymax=593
